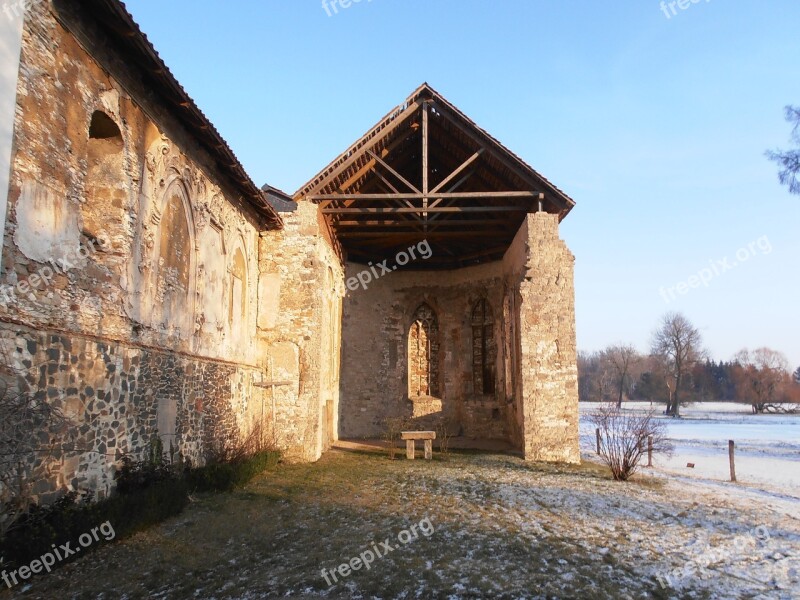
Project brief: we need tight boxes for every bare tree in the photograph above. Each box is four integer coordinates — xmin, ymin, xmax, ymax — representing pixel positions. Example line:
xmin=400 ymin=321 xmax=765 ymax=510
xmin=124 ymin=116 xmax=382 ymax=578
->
xmin=766 ymin=105 xmax=800 ymax=195
xmin=578 ymin=351 xmax=615 ymax=403
xmin=733 ymin=347 xmax=791 ymax=413
xmin=589 ymin=403 xmax=673 ymax=481
xmin=794 ymin=366 xmax=800 ymax=385
xmin=650 ymin=312 xmax=705 ymax=417
xmin=602 ymin=344 xmax=640 ymax=408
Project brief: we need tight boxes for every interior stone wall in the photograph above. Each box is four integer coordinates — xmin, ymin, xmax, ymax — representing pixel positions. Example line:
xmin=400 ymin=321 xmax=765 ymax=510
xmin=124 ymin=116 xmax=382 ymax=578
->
xmin=339 ymin=213 xmax=579 ymax=463
xmin=339 ymin=259 xmax=511 ymax=441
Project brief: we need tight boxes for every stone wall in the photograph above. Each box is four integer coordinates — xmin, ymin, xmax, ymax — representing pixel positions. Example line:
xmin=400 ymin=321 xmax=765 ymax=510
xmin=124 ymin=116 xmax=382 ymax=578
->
xmin=0 ymin=324 xmax=261 ymax=503
xmin=513 ymin=213 xmax=580 ymax=463
xmin=0 ymin=2 xmax=322 ymax=502
xmin=258 ymin=201 xmax=344 ymax=462
xmin=339 ymin=213 xmax=579 ymax=463
xmin=339 ymin=259 xmax=511 ymax=441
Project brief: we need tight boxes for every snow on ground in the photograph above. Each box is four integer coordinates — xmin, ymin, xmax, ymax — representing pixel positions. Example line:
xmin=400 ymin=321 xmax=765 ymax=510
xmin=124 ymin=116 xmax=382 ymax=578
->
xmin=580 ymin=401 xmax=800 ymax=499
xmin=10 ymin=444 xmax=800 ymax=600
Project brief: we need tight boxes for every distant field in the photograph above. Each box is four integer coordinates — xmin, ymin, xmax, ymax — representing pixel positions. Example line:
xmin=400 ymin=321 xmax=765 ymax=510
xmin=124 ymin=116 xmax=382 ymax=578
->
xmin=580 ymin=401 xmax=800 ymax=497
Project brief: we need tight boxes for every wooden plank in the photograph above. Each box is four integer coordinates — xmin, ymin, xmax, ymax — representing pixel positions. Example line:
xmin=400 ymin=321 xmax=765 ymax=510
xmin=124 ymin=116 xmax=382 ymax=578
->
xmin=296 ymin=99 xmax=422 ymax=198
xmin=401 ymin=431 xmax=436 ymax=440
xmin=335 ymin=219 xmax=512 ymax=228
xmin=336 ymin=231 xmax=509 ymax=239
xmin=322 ymin=206 xmax=532 ymax=214
xmin=367 ymin=150 xmax=421 ymax=194
xmin=429 ymin=148 xmax=484 ymax=194
xmin=313 ymin=191 xmax=540 ymax=201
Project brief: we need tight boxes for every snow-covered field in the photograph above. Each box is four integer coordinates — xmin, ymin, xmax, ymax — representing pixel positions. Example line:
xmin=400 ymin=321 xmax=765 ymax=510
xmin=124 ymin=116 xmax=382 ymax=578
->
xmin=580 ymin=401 xmax=800 ymax=499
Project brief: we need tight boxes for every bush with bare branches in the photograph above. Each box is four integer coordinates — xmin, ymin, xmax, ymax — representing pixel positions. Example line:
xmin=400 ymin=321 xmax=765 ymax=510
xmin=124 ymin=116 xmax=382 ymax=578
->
xmin=435 ymin=417 xmax=456 ymax=458
xmin=589 ymin=404 xmax=673 ymax=481
xmin=382 ymin=416 xmax=409 ymax=460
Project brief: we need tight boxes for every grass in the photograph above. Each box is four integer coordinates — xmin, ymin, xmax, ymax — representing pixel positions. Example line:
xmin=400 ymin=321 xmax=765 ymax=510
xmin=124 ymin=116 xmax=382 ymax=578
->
xmin=3 ymin=448 xmax=772 ymax=599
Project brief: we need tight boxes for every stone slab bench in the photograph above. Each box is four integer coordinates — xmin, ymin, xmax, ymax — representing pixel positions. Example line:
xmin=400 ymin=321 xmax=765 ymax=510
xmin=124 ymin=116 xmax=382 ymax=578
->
xmin=400 ymin=431 xmax=436 ymax=460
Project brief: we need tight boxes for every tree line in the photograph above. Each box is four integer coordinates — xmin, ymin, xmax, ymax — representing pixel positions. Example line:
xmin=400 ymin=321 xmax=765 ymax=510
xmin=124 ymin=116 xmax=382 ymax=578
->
xmin=579 ymin=312 xmax=800 ymax=415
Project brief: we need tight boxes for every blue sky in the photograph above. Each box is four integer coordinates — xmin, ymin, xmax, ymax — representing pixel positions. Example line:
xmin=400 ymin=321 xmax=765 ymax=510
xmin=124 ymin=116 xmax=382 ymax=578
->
xmin=125 ymin=0 xmax=800 ymax=368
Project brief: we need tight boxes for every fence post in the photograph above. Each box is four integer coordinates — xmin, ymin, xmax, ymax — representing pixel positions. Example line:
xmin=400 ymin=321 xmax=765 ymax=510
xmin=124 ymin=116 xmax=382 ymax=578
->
xmin=728 ymin=440 xmax=736 ymax=482
xmin=647 ymin=435 xmax=653 ymax=467
xmin=596 ymin=428 xmax=601 ymax=455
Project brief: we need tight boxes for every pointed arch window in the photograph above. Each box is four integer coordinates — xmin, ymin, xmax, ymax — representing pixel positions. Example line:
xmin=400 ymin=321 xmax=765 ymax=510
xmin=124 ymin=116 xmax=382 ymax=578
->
xmin=472 ymin=299 xmax=496 ymax=395
xmin=408 ymin=303 xmax=440 ymax=397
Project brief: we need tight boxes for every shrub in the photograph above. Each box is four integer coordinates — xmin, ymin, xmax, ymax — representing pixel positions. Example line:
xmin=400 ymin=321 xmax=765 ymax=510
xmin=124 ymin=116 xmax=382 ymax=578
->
xmin=0 ymin=477 xmax=188 ymax=569
xmin=382 ymin=416 xmax=409 ymax=460
xmin=0 ymin=422 xmax=280 ymax=572
xmin=589 ymin=403 xmax=673 ymax=481
xmin=187 ymin=450 xmax=280 ymax=493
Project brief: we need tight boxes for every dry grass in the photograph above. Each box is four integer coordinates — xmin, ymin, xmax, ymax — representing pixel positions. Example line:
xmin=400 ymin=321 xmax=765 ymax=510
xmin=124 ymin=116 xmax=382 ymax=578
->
xmin=4 ymin=449 xmax=782 ymax=599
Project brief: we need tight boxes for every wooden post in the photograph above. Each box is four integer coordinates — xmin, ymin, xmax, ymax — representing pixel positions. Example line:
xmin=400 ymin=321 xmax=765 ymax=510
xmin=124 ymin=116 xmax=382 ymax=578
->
xmin=422 ymin=102 xmax=429 ymax=231
xmin=728 ymin=440 xmax=736 ymax=482
xmin=596 ymin=428 xmax=601 ymax=455
xmin=647 ymin=435 xmax=653 ymax=467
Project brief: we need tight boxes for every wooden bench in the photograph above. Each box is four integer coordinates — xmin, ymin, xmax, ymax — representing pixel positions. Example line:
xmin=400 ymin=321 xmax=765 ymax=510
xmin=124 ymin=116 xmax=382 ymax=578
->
xmin=400 ymin=431 xmax=436 ymax=460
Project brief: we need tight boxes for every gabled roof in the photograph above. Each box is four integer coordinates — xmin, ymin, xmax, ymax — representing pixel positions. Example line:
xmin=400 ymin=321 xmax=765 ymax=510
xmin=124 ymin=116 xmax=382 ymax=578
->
xmin=294 ymin=84 xmax=575 ymax=269
xmin=51 ymin=0 xmax=283 ymax=229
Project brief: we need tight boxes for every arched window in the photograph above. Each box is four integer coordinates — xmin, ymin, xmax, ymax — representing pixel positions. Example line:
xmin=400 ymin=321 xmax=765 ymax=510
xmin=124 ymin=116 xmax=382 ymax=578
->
xmin=408 ymin=303 xmax=439 ymax=397
xmin=229 ymin=246 xmax=247 ymax=335
xmin=472 ymin=299 xmax=496 ymax=395
xmin=85 ymin=110 xmax=123 ymax=238
xmin=89 ymin=110 xmax=122 ymax=140
xmin=156 ymin=182 xmax=193 ymax=327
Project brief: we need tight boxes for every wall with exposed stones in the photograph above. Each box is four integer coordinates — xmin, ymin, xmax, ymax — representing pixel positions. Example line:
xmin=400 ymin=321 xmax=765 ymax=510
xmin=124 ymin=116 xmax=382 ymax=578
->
xmin=1 ymin=2 xmax=578 ymax=508
xmin=0 ymin=2 xmax=338 ymax=503
xmin=339 ymin=212 xmax=579 ymax=463
xmin=512 ymin=213 xmax=580 ymax=463
xmin=339 ymin=258 xmax=512 ymax=442
xmin=258 ymin=201 xmax=344 ymax=462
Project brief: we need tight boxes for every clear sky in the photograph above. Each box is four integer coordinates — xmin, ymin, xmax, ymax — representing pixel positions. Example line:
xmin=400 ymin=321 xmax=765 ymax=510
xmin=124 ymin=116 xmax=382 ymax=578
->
xmin=124 ymin=0 xmax=800 ymax=369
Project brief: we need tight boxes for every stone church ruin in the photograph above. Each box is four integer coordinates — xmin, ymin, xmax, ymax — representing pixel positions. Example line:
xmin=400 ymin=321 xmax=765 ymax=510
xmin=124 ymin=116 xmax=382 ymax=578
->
xmin=0 ymin=0 xmax=579 ymax=503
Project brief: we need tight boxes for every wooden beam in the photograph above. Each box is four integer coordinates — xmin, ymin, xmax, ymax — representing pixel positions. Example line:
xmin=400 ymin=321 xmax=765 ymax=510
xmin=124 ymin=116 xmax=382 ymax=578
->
xmin=422 ymin=102 xmax=429 ymax=230
xmin=432 ymin=101 xmax=571 ymax=210
xmin=337 ymin=128 xmax=418 ymax=194
xmin=296 ymin=99 xmax=422 ymax=198
xmin=313 ymin=191 xmax=540 ymax=201
xmin=366 ymin=150 xmax=421 ymax=194
xmin=422 ymin=103 xmax=429 ymax=197
xmin=337 ymin=231 xmax=509 ymax=239
xmin=334 ymin=219 xmax=514 ymax=228
xmin=429 ymin=148 xmax=484 ymax=195
xmin=322 ymin=206 xmax=532 ymax=214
